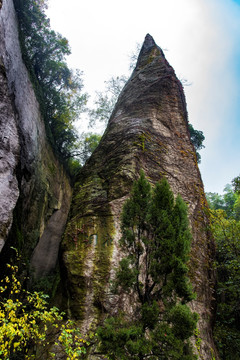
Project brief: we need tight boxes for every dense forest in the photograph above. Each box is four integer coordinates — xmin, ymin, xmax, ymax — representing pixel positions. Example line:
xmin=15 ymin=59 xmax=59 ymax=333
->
xmin=0 ymin=0 xmax=240 ymax=359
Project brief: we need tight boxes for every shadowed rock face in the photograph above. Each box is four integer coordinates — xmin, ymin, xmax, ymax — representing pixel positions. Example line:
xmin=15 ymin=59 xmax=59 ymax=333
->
xmin=0 ymin=58 xmax=20 ymax=251
xmin=61 ymin=34 xmax=217 ymax=358
xmin=0 ymin=0 xmax=72 ymax=277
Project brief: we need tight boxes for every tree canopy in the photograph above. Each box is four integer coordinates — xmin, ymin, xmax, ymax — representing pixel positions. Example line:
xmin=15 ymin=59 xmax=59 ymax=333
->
xmin=188 ymin=124 xmax=205 ymax=163
xmin=206 ymin=184 xmax=240 ymax=220
xmin=77 ymin=133 xmax=102 ymax=164
xmin=88 ymin=76 xmax=127 ymax=128
xmin=232 ymin=175 xmax=240 ymax=194
xmin=207 ymin=180 xmax=240 ymax=358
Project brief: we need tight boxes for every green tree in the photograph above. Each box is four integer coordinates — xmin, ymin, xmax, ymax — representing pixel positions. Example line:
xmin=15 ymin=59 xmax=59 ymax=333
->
xmin=206 ymin=192 xmax=225 ymax=211
xmin=13 ymin=0 xmax=88 ymax=162
xmin=97 ymin=172 xmax=198 ymax=360
xmin=88 ymin=76 xmax=127 ymax=127
xmin=78 ymin=133 xmax=102 ymax=164
xmin=223 ymin=184 xmax=237 ymax=217
xmin=233 ymin=195 xmax=240 ymax=221
xmin=232 ymin=175 xmax=240 ymax=194
xmin=210 ymin=209 xmax=240 ymax=359
xmin=206 ymin=183 xmax=239 ymax=219
xmin=188 ymin=124 xmax=205 ymax=163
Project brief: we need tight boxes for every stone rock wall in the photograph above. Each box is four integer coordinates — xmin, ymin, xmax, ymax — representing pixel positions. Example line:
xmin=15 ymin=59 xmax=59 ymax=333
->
xmin=0 ymin=57 xmax=19 ymax=251
xmin=0 ymin=0 xmax=72 ymax=277
xmin=61 ymin=34 xmax=217 ymax=358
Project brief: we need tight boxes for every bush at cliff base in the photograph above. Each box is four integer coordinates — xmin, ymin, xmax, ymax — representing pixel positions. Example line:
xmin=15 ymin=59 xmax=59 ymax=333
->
xmin=0 ymin=262 xmax=89 ymax=359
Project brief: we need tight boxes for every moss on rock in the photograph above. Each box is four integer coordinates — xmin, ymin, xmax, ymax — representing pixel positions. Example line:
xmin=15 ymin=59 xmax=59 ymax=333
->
xmin=61 ymin=209 xmax=115 ymax=322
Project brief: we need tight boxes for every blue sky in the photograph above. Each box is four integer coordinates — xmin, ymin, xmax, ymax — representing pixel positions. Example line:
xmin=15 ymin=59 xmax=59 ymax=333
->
xmin=46 ymin=0 xmax=240 ymax=194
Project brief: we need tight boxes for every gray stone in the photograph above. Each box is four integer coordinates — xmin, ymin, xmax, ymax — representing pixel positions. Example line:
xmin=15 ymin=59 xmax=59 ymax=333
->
xmin=0 ymin=58 xmax=20 ymax=251
xmin=0 ymin=0 xmax=72 ymax=277
xmin=61 ymin=34 xmax=218 ymax=359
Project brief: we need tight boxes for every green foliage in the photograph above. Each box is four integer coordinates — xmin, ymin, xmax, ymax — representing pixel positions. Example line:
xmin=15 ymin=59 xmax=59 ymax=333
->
xmin=206 ymin=183 xmax=240 ymax=219
xmin=0 ymin=260 xmax=89 ymax=359
xmin=210 ymin=209 xmax=240 ymax=359
xmin=232 ymin=175 xmax=240 ymax=194
xmin=169 ymin=304 xmax=198 ymax=340
xmin=66 ymin=158 xmax=82 ymax=179
xmin=194 ymin=328 xmax=202 ymax=354
xmin=234 ymin=195 xmax=240 ymax=221
xmin=117 ymin=173 xmax=194 ymax=303
xmin=188 ymin=123 xmax=205 ymax=163
xmin=13 ymin=0 xmax=88 ymax=163
xmin=208 ymin=179 xmax=240 ymax=358
xmin=141 ymin=301 xmax=159 ymax=329
xmin=97 ymin=172 xmax=198 ymax=359
xmin=97 ymin=316 xmax=147 ymax=360
xmin=128 ymin=42 xmax=141 ymax=71
xmin=56 ymin=320 xmax=89 ymax=360
xmin=78 ymin=133 xmax=102 ymax=164
xmin=88 ymin=76 xmax=127 ymax=127
xmin=206 ymin=193 xmax=226 ymax=212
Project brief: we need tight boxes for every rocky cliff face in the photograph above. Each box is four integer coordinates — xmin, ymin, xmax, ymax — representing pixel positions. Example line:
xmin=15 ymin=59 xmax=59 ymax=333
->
xmin=0 ymin=56 xmax=19 ymax=251
xmin=0 ymin=0 xmax=72 ymax=279
xmin=0 ymin=1 xmax=217 ymax=355
xmin=61 ymin=34 xmax=217 ymax=358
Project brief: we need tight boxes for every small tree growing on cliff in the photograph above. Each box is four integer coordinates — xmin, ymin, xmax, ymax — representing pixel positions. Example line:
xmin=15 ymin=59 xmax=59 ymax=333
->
xmin=97 ymin=172 xmax=198 ymax=360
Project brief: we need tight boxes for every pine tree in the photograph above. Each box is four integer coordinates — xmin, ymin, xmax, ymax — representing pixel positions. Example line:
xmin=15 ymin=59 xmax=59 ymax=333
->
xmin=97 ymin=171 xmax=198 ymax=360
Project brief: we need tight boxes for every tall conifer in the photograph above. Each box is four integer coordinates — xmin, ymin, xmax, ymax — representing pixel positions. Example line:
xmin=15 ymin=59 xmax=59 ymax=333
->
xmin=98 ymin=172 xmax=198 ymax=360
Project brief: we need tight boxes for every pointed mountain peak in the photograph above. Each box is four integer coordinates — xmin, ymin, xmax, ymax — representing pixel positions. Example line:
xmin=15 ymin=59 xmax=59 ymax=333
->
xmin=143 ymin=33 xmax=156 ymax=50
xmin=135 ymin=34 xmax=165 ymax=70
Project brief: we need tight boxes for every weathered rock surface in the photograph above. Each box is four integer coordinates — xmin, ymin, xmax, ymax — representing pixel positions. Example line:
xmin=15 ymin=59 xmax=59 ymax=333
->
xmin=0 ymin=0 xmax=72 ymax=278
xmin=61 ymin=34 xmax=217 ymax=358
xmin=0 ymin=57 xmax=19 ymax=251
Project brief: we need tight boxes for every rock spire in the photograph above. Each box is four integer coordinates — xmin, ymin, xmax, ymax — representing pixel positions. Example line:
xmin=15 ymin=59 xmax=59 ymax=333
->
xmin=60 ymin=34 xmax=218 ymax=359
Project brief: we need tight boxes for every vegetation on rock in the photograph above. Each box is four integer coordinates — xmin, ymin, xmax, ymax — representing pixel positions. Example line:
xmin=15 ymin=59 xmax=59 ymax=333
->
xmin=13 ymin=0 xmax=88 ymax=167
xmin=188 ymin=124 xmax=205 ymax=163
xmin=97 ymin=172 xmax=198 ymax=360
